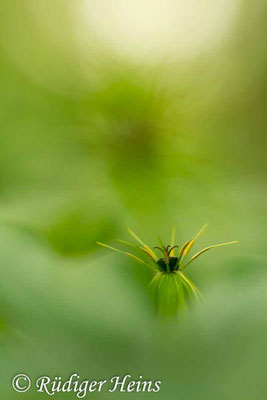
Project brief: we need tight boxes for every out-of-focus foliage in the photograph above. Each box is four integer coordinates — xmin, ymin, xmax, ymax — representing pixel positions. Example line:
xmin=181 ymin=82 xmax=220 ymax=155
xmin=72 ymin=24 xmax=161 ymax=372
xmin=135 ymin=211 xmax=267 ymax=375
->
xmin=0 ymin=1 xmax=266 ymax=399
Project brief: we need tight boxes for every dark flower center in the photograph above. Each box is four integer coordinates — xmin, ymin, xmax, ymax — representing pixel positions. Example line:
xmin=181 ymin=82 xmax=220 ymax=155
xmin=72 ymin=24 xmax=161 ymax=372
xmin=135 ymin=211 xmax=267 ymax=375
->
xmin=157 ymin=257 xmax=179 ymax=272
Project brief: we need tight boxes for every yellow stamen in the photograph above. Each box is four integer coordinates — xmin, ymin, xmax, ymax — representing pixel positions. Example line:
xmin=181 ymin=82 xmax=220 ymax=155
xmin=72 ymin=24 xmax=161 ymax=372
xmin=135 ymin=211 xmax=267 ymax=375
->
xmin=170 ymin=226 xmax=176 ymax=256
xmin=179 ymin=223 xmax=209 ymax=260
xmin=97 ymin=242 xmax=156 ymax=272
xmin=180 ymin=240 xmax=239 ymax=270
xmin=128 ymin=228 xmax=157 ymax=260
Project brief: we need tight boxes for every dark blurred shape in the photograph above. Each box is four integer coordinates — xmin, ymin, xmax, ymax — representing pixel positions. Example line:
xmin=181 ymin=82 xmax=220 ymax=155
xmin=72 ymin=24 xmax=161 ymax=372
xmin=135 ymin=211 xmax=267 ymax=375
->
xmin=46 ymin=206 xmax=117 ymax=257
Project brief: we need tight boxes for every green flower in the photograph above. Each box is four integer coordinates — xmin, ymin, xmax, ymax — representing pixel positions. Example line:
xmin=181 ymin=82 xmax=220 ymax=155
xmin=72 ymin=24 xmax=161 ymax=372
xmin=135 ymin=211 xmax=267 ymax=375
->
xmin=97 ymin=224 xmax=238 ymax=317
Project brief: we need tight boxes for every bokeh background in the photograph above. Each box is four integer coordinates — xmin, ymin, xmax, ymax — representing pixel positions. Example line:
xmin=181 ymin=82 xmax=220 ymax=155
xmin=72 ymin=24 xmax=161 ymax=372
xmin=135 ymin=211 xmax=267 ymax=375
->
xmin=0 ymin=1 xmax=266 ymax=399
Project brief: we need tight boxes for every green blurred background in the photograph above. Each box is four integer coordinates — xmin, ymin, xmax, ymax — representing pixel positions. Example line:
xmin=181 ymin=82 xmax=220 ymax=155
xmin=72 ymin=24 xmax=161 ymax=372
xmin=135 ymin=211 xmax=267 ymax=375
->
xmin=0 ymin=1 xmax=266 ymax=398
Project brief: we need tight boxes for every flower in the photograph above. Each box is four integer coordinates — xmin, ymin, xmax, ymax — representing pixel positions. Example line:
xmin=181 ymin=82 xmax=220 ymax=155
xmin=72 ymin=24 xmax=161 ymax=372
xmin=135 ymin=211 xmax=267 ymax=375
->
xmin=97 ymin=224 xmax=238 ymax=316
